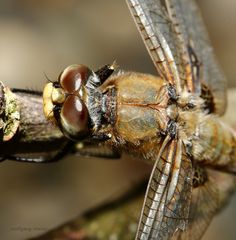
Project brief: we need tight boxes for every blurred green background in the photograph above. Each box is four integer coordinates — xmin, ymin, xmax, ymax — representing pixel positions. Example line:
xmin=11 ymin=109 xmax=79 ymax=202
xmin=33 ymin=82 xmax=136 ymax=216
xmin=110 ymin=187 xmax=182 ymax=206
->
xmin=0 ymin=0 xmax=235 ymax=239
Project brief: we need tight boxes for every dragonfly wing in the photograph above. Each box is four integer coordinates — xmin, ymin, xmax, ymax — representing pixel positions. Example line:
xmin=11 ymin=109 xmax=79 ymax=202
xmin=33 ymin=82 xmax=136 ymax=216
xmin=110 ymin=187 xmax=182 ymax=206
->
xmin=126 ymin=0 xmax=226 ymax=114
xmin=136 ymin=137 xmax=193 ymax=240
xmin=126 ymin=0 xmax=189 ymax=94
xmin=173 ymin=166 xmax=236 ymax=240
xmin=167 ymin=0 xmax=227 ymax=115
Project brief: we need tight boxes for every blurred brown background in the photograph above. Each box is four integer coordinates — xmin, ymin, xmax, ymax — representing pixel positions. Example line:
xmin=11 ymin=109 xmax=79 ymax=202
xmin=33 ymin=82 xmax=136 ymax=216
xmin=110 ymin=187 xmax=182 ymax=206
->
xmin=0 ymin=0 xmax=235 ymax=239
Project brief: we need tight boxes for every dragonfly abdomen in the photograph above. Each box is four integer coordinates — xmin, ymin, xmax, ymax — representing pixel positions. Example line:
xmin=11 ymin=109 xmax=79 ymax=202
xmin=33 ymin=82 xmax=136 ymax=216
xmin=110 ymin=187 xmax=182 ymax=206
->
xmin=191 ymin=115 xmax=236 ymax=172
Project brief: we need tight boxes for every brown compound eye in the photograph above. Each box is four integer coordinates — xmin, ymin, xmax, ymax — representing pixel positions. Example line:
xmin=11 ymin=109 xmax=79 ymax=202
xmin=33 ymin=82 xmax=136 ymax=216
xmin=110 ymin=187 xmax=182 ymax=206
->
xmin=59 ymin=64 xmax=92 ymax=93
xmin=60 ymin=95 xmax=89 ymax=140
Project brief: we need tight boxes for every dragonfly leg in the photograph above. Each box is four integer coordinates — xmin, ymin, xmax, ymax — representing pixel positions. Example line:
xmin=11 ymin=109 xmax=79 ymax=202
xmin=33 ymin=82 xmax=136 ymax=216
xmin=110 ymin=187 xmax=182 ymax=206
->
xmin=0 ymin=140 xmax=121 ymax=163
xmin=74 ymin=143 xmax=121 ymax=159
xmin=95 ymin=61 xmax=117 ymax=84
xmin=0 ymin=141 xmax=74 ymax=163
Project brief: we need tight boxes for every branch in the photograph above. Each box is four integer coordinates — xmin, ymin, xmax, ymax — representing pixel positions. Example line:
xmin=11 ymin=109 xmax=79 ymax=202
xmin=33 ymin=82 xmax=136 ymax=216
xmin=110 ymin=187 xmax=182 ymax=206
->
xmin=0 ymin=85 xmax=68 ymax=160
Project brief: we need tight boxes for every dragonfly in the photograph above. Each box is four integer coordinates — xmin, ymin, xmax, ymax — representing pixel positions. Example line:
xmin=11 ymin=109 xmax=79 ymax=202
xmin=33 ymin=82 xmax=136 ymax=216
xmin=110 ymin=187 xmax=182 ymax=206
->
xmin=3 ymin=0 xmax=235 ymax=239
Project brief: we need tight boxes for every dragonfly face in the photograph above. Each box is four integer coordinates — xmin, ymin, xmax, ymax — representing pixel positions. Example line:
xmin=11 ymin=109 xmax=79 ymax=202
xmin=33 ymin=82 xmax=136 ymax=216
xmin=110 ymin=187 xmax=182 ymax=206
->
xmin=43 ymin=63 xmax=116 ymax=141
xmin=41 ymin=0 xmax=236 ymax=239
xmin=43 ymin=64 xmax=93 ymax=140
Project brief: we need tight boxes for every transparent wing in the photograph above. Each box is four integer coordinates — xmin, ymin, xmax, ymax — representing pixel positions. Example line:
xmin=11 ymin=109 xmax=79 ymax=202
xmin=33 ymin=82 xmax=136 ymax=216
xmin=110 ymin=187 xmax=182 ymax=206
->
xmin=126 ymin=0 xmax=199 ymax=95
xmin=136 ymin=137 xmax=193 ymax=240
xmin=126 ymin=0 xmax=227 ymax=114
xmin=126 ymin=0 xmax=187 ymax=94
xmin=173 ymin=166 xmax=236 ymax=240
xmin=166 ymin=0 xmax=227 ymax=114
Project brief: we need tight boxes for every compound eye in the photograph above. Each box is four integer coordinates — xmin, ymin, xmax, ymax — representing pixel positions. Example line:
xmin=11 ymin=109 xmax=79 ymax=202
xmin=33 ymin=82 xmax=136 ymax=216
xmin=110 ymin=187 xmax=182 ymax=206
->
xmin=59 ymin=64 xmax=92 ymax=93
xmin=60 ymin=95 xmax=89 ymax=140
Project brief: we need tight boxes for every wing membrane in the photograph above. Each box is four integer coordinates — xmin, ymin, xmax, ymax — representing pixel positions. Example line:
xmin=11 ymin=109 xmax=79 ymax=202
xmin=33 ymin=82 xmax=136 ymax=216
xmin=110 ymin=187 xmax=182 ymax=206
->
xmin=173 ymin=166 xmax=236 ymax=240
xmin=126 ymin=0 xmax=187 ymax=94
xmin=126 ymin=0 xmax=227 ymax=114
xmin=136 ymin=137 xmax=192 ymax=239
xmin=166 ymin=0 xmax=227 ymax=114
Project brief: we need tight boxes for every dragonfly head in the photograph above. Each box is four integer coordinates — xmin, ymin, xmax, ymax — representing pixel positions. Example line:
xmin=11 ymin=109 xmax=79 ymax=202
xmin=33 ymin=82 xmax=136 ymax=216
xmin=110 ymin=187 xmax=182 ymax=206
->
xmin=43 ymin=64 xmax=95 ymax=140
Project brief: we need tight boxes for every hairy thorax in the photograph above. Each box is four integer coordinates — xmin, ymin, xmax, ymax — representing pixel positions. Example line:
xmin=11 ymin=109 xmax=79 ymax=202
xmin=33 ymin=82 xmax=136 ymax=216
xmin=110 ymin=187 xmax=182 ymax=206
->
xmin=99 ymin=72 xmax=236 ymax=170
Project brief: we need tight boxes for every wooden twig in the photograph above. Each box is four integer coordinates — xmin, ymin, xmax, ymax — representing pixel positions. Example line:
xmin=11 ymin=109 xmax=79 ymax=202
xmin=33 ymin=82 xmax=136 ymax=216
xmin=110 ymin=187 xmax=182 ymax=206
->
xmin=0 ymin=86 xmax=69 ymax=161
xmin=0 ymin=87 xmax=64 ymax=149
